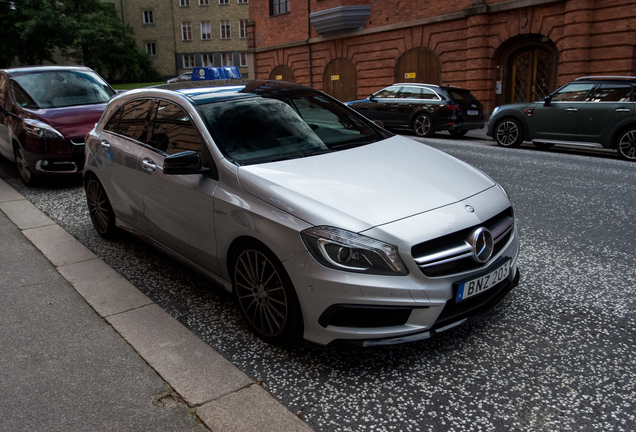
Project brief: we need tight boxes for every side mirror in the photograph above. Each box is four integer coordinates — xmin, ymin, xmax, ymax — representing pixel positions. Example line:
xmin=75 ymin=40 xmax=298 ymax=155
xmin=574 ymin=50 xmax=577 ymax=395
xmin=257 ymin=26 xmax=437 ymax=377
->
xmin=369 ymin=94 xmax=377 ymax=102
xmin=543 ymin=95 xmax=552 ymax=106
xmin=163 ymin=151 xmax=210 ymax=175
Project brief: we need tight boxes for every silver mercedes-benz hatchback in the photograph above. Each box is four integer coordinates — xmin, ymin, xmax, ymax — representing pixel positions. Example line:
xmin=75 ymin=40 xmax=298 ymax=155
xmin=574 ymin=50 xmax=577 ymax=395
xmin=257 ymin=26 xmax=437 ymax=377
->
xmin=84 ymin=80 xmax=520 ymax=346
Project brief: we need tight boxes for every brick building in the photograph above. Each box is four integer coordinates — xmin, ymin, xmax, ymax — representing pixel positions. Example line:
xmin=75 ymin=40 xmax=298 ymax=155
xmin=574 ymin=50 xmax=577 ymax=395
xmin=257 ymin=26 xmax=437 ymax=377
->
xmin=105 ymin=0 xmax=250 ymax=79
xmin=248 ymin=0 xmax=636 ymax=111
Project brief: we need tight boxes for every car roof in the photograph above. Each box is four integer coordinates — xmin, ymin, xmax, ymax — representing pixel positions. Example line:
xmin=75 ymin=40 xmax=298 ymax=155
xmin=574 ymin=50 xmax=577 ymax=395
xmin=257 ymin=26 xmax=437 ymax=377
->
xmin=390 ymin=82 xmax=471 ymax=91
xmin=573 ymin=76 xmax=636 ymax=83
xmin=1 ymin=65 xmax=94 ymax=76
xmin=138 ymin=80 xmax=321 ymax=106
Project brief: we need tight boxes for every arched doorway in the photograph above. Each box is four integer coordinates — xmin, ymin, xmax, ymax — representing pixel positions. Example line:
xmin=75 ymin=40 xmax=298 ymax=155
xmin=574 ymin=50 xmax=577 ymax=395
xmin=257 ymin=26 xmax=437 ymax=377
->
xmin=323 ymin=58 xmax=357 ymax=102
xmin=269 ymin=65 xmax=295 ymax=83
xmin=395 ymin=49 xmax=441 ymax=85
xmin=495 ymin=36 xmax=558 ymax=106
xmin=510 ymin=48 xmax=554 ymax=103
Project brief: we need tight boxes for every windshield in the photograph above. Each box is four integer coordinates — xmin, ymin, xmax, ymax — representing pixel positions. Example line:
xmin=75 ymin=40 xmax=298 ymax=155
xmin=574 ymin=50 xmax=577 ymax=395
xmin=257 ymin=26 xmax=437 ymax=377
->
xmin=198 ymin=93 xmax=388 ymax=165
xmin=11 ymin=70 xmax=115 ymax=109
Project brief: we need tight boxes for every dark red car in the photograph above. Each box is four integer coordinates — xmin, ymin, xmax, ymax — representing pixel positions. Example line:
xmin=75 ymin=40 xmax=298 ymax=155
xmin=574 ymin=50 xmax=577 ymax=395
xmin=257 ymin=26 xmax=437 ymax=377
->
xmin=0 ymin=66 xmax=115 ymax=185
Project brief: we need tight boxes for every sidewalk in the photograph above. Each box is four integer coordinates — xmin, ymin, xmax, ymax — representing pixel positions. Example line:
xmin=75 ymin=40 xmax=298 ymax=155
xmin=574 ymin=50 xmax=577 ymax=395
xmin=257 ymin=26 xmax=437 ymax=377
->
xmin=0 ymin=178 xmax=312 ymax=432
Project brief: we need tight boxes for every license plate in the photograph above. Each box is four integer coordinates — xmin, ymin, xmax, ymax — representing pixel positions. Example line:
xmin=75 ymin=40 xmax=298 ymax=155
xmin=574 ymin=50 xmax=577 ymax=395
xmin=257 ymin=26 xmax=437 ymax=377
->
xmin=456 ymin=260 xmax=510 ymax=302
xmin=467 ymin=110 xmax=479 ymax=116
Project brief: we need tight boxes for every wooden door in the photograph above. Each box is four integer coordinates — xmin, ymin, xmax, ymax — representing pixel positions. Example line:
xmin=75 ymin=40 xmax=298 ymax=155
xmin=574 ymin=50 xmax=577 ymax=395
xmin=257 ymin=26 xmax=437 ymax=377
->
xmin=511 ymin=48 xmax=553 ymax=103
xmin=323 ymin=58 xmax=357 ymax=102
xmin=395 ymin=49 xmax=441 ymax=84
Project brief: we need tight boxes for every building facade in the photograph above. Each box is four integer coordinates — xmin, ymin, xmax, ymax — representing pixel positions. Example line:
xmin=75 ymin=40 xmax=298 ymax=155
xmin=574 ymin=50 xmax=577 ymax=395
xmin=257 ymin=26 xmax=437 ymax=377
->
xmin=248 ymin=0 xmax=636 ymax=111
xmin=105 ymin=0 xmax=250 ymax=79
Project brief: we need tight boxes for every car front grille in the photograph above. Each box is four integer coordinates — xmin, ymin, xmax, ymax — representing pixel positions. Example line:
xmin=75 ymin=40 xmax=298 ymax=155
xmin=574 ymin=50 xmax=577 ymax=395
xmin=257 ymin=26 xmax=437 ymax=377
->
xmin=411 ymin=207 xmax=514 ymax=277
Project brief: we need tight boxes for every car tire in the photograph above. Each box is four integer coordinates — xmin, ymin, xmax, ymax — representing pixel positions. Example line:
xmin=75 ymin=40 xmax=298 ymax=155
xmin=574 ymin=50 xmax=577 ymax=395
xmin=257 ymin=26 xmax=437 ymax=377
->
xmin=14 ymin=146 xmax=37 ymax=186
xmin=85 ymin=175 xmax=117 ymax=238
xmin=494 ymin=118 xmax=523 ymax=148
xmin=412 ymin=113 xmax=435 ymax=137
xmin=232 ymin=240 xmax=303 ymax=345
xmin=449 ymin=130 xmax=468 ymax=138
xmin=617 ymin=128 xmax=636 ymax=161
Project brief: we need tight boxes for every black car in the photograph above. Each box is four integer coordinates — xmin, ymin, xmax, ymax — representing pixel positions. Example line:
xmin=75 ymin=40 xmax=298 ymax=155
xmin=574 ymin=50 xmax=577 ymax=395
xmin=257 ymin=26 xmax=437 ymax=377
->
xmin=345 ymin=83 xmax=485 ymax=137
xmin=487 ymin=76 xmax=636 ymax=161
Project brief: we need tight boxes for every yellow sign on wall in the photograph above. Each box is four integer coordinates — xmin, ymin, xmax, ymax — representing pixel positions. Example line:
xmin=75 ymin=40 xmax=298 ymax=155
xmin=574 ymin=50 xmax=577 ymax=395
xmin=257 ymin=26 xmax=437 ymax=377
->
xmin=331 ymin=75 xmax=340 ymax=81
xmin=405 ymin=72 xmax=416 ymax=79
xmin=275 ymin=75 xmax=283 ymax=80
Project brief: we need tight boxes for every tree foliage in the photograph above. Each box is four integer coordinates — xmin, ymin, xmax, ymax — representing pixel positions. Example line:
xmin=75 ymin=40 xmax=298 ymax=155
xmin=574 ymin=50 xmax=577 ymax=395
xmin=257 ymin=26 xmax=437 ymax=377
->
xmin=0 ymin=0 xmax=161 ymax=83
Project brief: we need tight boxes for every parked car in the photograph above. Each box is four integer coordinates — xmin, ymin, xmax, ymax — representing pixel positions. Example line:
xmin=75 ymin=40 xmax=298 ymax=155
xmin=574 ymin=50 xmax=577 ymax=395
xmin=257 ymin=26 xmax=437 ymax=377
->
xmin=487 ymin=76 xmax=636 ymax=161
xmin=166 ymin=72 xmax=192 ymax=83
xmin=0 ymin=65 xmax=116 ymax=185
xmin=83 ymin=80 xmax=520 ymax=346
xmin=345 ymin=83 xmax=485 ymax=137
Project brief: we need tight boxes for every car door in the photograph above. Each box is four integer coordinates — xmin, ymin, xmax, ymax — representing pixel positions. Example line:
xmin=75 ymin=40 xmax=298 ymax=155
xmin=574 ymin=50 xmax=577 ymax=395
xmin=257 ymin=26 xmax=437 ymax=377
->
xmin=576 ymin=83 xmax=634 ymax=143
xmin=98 ymin=98 xmax=154 ymax=231
xmin=392 ymin=86 xmax=438 ymax=128
xmin=365 ymin=85 xmax=402 ymax=126
xmin=531 ymin=83 xmax=595 ymax=141
xmin=137 ymin=99 xmax=220 ymax=274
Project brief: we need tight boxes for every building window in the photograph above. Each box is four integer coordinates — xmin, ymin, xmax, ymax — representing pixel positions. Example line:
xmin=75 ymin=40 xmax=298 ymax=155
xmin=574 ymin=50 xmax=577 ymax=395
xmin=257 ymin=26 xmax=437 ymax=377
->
xmin=219 ymin=0 xmax=229 ymax=4
xmin=180 ymin=0 xmax=190 ymax=6
xmin=145 ymin=42 xmax=157 ymax=57
xmin=220 ymin=20 xmax=231 ymax=39
xmin=239 ymin=19 xmax=248 ymax=38
xmin=202 ymin=54 xmax=213 ymax=67
xmin=183 ymin=54 xmax=196 ymax=68
xmin=142 ymin=10 xmax=154 ymax=24
xmin=238 ymin=0 xmax=248 ymax=4
xmin=199 ymin=0 xmax=209 ymax=5
xmin=269 ymin=0 xmax=288 ymax=16
xmin=181 ymin=22 xmax=192 ymax=41
xmin=221 ymin=53 xmax=233 ymax=66
xmin=201 ymin=21 xmax=211 ymax=40
xmin=239 ymin=52 xmax=248 ymax=67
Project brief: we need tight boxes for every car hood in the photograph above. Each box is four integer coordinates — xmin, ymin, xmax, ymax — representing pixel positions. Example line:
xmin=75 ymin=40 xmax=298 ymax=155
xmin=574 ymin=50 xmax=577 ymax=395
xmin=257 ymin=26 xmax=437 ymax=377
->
xmin=237 ymin=135 xmax=496 ymax=232
xmin=26 ymin=103 xmax=108 ymax=139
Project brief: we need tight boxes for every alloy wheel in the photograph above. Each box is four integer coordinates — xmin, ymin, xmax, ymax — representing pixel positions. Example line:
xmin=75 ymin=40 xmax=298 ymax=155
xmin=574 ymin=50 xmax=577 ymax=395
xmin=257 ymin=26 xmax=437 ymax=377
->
xmin=85 ymin=177 xmax=116 ymax=237
xmin=234 ymin=248 xmax=289 ymax=338
xmin=617 ymin=129 xmax=636 ymax=161
xmin=495 ymin=119 xmax=522 ymax=147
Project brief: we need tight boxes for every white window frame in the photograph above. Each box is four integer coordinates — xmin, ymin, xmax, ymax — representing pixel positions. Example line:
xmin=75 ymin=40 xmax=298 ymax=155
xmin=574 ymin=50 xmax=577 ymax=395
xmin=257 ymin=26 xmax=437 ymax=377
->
xmin=239 ymin=19 xmax=248 ymax=39
xmin=199 ymin=0 xmax=210 ymax=5
xmin=220 ymin=20 xmax=231 ymax=39
xmin=238 ymin=0 xmax=248 ymax=4
xmin=221 ymin=53 xmax=233 ymax=66
xmin=219 ymin=0 xmax=229 ymax=4
xmin=200 ymin=21 xmax=212 ymax=40
xmin=239 ymin=52 xmax=248 ymax=67
xmin=181 ymin=22 xmax=193 ymax=41
xmin=145 ymin=42 xmax=157 ymax=57
xmin=202 ymin=54 xmax=213 ymax=67
xmin=142 ymin=10 xmax=154 ymax=24
xmin=180 ymin=0 xmax=190 ymax=6
xmin=183 ymin=54 xmax=196 ymax=69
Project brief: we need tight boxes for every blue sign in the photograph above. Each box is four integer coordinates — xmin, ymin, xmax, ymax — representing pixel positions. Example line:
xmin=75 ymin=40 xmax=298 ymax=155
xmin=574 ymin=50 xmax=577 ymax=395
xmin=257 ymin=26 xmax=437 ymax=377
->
xmin=191 ymin=66 xmax=242 ymax=81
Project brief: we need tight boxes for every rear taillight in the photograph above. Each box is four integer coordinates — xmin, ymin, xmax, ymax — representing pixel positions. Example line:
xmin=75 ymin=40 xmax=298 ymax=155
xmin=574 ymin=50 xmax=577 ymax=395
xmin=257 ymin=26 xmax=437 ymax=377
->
xmin=444 ymin=104 xmax=461 ymax=111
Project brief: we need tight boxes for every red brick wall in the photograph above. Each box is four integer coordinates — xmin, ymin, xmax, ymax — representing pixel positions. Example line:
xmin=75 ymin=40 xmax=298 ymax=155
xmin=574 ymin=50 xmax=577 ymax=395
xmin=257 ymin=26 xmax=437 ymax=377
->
xmin=251 ymin=0 xmax=636 ymax=110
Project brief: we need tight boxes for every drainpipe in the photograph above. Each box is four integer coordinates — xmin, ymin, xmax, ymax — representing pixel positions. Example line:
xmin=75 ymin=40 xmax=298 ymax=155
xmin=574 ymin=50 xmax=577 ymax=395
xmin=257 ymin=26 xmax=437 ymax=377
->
xmin=171 ymin=0 xmax=178 ymax=76
xmin=306 ymin=0 xmax=312 ymax=87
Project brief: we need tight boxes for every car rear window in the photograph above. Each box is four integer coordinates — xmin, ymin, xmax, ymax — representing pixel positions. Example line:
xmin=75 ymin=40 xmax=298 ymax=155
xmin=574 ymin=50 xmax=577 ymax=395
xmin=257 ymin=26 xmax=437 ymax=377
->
xmin=447 ymin=89 xmax=479 ymax=104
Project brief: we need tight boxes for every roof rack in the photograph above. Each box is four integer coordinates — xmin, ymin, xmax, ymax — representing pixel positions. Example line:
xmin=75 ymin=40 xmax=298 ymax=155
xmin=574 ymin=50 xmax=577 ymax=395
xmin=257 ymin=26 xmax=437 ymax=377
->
xmin=574 ymin=76 xmax=636 ymax=82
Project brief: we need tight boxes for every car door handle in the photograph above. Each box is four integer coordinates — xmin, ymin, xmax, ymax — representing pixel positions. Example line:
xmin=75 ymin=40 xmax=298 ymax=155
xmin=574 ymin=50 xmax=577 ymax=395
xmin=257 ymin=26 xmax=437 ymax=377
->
xmin=142 ymin=158 xmax=157 ymax=172
xmin=100 ymin=140 xmax=111 ymax=150
xmin=616 ymin=108 xmax=631 ymax=112
xmin=565 ymin=108 xmax=578 ymax=112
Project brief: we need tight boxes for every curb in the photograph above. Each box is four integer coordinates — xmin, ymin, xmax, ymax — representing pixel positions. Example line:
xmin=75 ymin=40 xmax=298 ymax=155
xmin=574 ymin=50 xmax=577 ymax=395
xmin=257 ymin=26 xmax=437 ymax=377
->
xmin=0 ymin=178 xmax=312 ymax=432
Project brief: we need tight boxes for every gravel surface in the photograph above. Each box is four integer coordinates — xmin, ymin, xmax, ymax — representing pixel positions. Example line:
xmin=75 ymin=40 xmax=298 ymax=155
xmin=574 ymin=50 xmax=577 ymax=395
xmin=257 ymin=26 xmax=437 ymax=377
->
xmin=2 ymin=136 xmax=634 ymax=432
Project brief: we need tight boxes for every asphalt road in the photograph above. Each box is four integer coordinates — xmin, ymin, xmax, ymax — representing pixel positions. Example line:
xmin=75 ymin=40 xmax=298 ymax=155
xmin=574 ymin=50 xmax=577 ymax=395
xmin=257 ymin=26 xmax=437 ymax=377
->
xmin=1 ymin=134 xmax=634 ymax=432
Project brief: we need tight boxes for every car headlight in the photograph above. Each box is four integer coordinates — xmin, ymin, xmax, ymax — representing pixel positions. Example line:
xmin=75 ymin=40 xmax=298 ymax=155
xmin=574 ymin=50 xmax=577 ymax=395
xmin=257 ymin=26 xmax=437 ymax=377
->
xmin=23 ymin=119 xmax=65 ymax=139
xmin=490 ymin=106 xmax=500 ymax=118
xmin=301 ymin=226 xmax=408 ymax=275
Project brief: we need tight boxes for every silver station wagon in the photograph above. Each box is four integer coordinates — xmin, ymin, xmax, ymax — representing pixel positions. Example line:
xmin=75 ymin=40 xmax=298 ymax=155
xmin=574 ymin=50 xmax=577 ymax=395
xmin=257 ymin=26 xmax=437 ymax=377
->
xmin=84 ymin=80 xmax=520 ymax=346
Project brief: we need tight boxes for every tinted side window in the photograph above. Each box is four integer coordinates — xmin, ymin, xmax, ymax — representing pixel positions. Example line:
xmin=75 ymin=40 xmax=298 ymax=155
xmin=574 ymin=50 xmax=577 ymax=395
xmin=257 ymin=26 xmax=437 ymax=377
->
xmin=109 ymin=99 xmax=155 ymax=142
xmin=586 ymin=84 xmax=633 ymax=102
xmin=400 ymin=87 xmax=422 ymax=99
xmin=551 ymin=83 xmax=594 ymax=102
xmin=374 ymin=86 xmax=401 ymax=99
xmin=150 ymin=101 xmax=204 ymax=155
